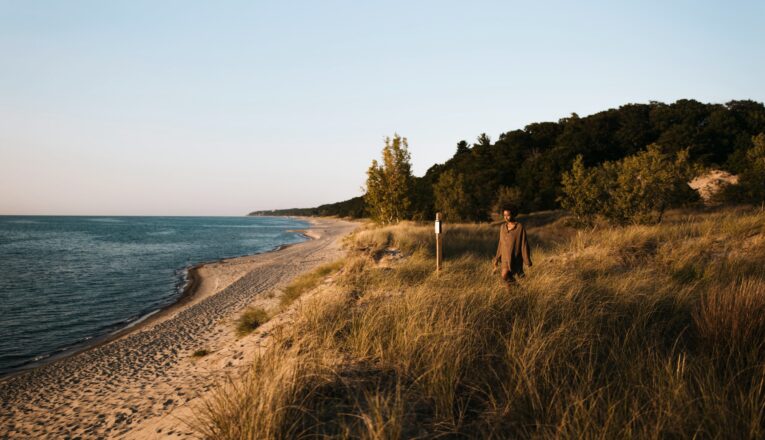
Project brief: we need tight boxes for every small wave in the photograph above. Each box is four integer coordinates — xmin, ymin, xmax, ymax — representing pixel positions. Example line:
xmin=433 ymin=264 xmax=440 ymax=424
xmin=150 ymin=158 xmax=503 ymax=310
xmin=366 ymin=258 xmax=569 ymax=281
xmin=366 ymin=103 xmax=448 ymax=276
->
xmin=200 ymin=224 xmax=267 ymax=229
xmin=146 ymin=229 xmax=176 ymax=236
xmin=112 ymin=309 xmax=161 ymax=334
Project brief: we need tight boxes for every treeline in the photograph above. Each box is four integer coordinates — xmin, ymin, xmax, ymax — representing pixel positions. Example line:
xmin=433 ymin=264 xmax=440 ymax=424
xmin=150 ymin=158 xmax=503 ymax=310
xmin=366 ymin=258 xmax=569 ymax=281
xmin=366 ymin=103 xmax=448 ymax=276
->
xmin=250 ymin=99 xmax=765 ymax=220
xmin=248 ymin=196 xmax=365 ymax=218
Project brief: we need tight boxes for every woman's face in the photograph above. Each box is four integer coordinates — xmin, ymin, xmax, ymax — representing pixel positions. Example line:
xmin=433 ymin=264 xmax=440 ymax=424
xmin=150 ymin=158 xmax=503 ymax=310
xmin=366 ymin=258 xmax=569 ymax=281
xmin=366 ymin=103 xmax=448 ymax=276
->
xmin=503 ymin=210 xmax=513 ymax=221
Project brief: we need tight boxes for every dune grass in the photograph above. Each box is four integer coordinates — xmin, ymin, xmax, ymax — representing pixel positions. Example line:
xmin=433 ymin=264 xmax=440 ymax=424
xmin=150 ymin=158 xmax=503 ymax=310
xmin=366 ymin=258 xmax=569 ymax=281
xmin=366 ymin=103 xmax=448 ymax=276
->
xmin=234 ymin=260 xmax=344 ymax=338
xmin=198 ymin=206 xmax=765 ymax=439
xmin=280 ymin=259 xmax=346 ymax=308
xmin=235 ymin=307 xmax=270 ymax=337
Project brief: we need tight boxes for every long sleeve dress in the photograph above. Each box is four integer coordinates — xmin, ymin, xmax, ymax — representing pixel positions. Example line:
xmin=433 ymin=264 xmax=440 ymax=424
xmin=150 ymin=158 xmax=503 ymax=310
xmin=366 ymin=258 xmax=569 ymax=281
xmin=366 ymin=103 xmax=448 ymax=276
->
xmin=493 ymin=222 xmax=532 ymax=277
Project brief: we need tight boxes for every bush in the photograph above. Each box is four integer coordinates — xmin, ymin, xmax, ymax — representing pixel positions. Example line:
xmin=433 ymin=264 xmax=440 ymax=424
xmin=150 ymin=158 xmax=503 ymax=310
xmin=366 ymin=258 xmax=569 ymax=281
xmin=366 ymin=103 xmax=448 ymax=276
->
xmin=236 ymin=307 xmax=270 ymax=336
xmin=718 ymin=133 xmax=765 ymax=204
xmin=560 ymin=145 xmax=697 ymax=225
xmin=607 ymin=145 xmax=697 ymax=223
xmin=559 ymin=156 xmax=610 ymax=224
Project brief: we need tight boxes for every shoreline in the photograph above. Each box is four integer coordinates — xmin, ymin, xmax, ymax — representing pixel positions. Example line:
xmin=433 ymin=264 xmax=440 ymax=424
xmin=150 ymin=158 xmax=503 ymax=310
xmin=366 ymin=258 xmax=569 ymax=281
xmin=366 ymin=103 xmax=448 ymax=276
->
xmin=0 ymin=222 xmax=316 ymax=382
xmin=0 ymin=216 xmax=357 ymax=439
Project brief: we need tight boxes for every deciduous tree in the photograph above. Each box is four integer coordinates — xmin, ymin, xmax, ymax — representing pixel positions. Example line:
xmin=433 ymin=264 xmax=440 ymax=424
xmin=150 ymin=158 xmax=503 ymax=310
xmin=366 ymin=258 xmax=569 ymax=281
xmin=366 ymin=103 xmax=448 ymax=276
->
xmin=364 ymin=134 xmax=414 ymax=224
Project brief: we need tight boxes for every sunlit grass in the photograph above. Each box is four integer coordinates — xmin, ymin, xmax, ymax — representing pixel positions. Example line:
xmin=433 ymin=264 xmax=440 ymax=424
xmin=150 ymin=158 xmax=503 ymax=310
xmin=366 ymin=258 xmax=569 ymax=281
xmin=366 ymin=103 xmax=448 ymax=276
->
xmin=280 ymin=259 xmax=346 ymax=308
xmin=198 ymin=206 xmax=765 ymax=439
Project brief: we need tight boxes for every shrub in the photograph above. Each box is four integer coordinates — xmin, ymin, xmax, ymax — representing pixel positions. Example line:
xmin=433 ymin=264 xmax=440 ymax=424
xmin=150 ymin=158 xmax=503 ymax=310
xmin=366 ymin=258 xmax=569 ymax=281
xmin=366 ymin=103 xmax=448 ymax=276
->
xmin=560 ymin=145 xmax=697 ymax=225
xmin=559 ymin=155 xmax=611 ymax=224
xmin=236 ymin=307 xmax=270 ymax=336
xmin=718 ymin=133 xmax=765 ymax=204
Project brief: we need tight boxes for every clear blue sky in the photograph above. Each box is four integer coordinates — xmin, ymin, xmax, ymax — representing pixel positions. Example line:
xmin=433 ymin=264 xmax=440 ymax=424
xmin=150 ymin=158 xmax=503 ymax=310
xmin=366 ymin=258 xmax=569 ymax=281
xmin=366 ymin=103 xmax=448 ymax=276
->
xmin=1 ymin=0 xmax=763 ymax=215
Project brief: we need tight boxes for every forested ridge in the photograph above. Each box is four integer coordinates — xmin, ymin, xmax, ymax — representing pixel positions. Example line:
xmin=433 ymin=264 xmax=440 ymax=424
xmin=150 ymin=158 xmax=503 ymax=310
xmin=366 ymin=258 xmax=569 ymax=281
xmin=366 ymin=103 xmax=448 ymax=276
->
xmin=249 ymin=99 xmax=765 ymax=219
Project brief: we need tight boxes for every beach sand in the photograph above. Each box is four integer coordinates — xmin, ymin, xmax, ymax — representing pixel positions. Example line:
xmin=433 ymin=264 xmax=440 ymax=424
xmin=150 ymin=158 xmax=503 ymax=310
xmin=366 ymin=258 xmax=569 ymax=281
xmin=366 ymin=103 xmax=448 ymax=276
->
xmin=0 ymin=217 xmax=357 ymax=439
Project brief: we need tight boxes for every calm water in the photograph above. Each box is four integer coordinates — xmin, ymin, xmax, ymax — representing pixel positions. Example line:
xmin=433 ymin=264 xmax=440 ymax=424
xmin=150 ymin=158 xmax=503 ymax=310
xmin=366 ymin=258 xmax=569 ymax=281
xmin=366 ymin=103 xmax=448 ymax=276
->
xmin=0 ymin=216 xmax=308 ymax=376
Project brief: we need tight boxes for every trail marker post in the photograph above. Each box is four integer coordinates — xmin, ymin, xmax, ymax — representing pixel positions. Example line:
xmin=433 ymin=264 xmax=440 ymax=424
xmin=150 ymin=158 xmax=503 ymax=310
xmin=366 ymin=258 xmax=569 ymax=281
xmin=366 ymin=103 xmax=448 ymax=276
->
xmin=435 ymin=212 xmax=443 ymax=271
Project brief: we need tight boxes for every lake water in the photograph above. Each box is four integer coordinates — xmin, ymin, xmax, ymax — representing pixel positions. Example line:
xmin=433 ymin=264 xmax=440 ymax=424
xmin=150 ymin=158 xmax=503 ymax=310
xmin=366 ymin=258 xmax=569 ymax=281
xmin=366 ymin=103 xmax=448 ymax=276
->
xmin=0 ymin=215 xmax=308 ymax=376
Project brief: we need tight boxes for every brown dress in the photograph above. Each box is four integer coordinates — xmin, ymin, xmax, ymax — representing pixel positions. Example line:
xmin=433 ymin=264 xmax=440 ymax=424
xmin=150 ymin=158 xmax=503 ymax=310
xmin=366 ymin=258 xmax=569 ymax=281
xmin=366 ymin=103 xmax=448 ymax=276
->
xmin=493 ymin=222 xmax=532 ymax=282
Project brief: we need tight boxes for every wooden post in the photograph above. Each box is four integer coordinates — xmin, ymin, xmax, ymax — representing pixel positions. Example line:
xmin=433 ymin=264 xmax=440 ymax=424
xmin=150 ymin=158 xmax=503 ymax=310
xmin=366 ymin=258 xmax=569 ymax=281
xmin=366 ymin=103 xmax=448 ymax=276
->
xmin=435 ymin=212 xmax=443 ymax=271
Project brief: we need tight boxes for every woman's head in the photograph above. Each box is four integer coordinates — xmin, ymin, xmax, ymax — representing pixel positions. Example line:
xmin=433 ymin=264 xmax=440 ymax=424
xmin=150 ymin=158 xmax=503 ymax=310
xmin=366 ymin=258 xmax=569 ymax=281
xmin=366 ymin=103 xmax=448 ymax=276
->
xmin=502 ymin=206 xmax=516 ymax=221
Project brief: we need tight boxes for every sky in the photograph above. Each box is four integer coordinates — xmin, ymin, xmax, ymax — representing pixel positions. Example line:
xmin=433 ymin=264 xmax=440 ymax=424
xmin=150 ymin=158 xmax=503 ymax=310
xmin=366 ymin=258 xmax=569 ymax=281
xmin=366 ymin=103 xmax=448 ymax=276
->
xmin=1 ymin=0 xmax=764 ymax=216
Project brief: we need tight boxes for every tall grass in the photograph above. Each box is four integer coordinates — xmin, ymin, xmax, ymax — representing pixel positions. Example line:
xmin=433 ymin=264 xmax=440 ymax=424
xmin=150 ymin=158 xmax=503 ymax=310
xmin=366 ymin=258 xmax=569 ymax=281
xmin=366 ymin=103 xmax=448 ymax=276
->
xmin=197 ymin=207 xmax=765 ymax=439
xmin=235 ymin=307 xmax=270 ymax=336
xmin=280 ymin=259 xmax=346 ymax=308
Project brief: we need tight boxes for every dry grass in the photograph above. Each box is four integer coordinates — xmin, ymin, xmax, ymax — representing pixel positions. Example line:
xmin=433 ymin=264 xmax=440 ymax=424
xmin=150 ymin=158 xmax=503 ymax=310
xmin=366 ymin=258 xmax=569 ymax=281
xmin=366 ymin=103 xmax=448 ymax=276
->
xmin=280 ymin=259 xmax=346 ymax=308
xmin=235 ymin=307 xmax=270 ymax=337
xmin=198 ymin=206 xmax=765 ymax=439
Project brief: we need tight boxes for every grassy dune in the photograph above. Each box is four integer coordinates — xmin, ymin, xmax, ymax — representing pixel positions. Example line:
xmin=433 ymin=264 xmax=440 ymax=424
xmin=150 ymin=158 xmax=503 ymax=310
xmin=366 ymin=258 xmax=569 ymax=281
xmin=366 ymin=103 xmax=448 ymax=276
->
xmin=197 ymin=207 xmax=765 ymax=439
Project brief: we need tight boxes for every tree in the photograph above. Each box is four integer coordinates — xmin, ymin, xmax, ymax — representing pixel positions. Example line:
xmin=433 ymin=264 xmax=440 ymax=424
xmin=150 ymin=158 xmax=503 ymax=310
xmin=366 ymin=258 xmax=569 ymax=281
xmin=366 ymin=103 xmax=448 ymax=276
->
xmin=738 ymin=133 xmax=765 ymax=203
xmin=475 ymin=133 xmax=492 ymax=147
xmin=492 ymin=186 xmax=524 ymax=219
xmin=560 ymin=145 xmax=697 ymax=225
xmin=559 ymin=155 xmax=611 ymax=224
xmin=721 ymin=133 xmax=765 ymax=204
xmin=433 ymin=170 xmax=473 ymax=222
xmin=364 ymin=134 xmax=414 ymax=224
xmin=455 ymin=140 xmax=470 ymax=155
xmin=608 ymin=144 xmax=696 ymax=224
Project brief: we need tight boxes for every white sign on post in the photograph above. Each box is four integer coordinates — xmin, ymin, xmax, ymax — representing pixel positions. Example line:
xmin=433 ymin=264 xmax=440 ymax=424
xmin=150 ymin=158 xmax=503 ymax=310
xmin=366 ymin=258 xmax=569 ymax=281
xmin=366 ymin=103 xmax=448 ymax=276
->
xmin=434 ymin=220 xmax=441 ymax=234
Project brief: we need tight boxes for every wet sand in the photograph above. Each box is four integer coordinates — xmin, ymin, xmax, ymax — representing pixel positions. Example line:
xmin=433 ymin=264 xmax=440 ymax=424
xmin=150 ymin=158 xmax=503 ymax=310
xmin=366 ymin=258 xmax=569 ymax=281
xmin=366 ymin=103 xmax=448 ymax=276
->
xmin=0 ymin=217 xmax=357 ymax=439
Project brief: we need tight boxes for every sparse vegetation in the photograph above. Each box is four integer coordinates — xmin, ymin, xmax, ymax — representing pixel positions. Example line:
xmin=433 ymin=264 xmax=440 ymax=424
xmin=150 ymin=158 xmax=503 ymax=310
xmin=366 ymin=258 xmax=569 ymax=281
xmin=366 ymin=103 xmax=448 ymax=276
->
xmin=192 ymin=349 xmax=210 ymax=357
xmin=199 ymin=207 xmax=765 ymax=439
xmin=280 ymin=259 xmax=346 ymax=308
xmin=235 ymin=307 xmax=270 ymax=336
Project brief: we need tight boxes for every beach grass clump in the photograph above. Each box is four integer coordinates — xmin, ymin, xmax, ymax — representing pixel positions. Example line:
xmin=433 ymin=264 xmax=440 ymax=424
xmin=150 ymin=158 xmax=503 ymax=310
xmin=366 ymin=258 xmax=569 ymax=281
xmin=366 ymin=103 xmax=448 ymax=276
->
xmin=280 ymin=259 xmax=345 ymax=308
xmin=192 ymin=349 xmax=211 ymax=357
xmin=198 ymin=206 xmax=765 ymax=439
xmin=235 ymin=307 xmax=270 ymax=336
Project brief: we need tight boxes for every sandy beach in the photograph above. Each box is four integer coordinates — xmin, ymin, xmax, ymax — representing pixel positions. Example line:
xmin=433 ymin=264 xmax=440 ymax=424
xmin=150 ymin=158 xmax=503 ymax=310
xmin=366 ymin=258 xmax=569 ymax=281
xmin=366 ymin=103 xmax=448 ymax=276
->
xmin=0 ymin=217 xmax=357 ymax=439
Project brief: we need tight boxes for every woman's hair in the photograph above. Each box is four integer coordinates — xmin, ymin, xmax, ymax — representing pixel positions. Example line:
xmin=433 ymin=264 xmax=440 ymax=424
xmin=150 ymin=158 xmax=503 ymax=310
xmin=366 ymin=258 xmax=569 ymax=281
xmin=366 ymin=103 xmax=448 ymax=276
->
xmin=502 ymin=206 xmax=517 ymax=215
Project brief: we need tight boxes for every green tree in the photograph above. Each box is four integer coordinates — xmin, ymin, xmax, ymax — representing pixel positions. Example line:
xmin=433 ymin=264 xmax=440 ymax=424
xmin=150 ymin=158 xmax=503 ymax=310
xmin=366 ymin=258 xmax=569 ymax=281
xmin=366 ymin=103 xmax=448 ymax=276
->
xmin=433 ymin=169 xmax=473 ymax=222
xmin=559 ymin=155 xmax=611 ymax=224
xmin=608 ymin=144 xmax=696 ymax=224
xmin=738 ymin=133 xmax=765 ymax=203
xmin=722 ymin=133 xmax=765 ymax=204
xmin=560 ymin=146 xmax=697 ymax=225
xmin=492 ymin=186 xmax=524 ymax=219
xmin=364 ymin=134 xmax=414 ymax=224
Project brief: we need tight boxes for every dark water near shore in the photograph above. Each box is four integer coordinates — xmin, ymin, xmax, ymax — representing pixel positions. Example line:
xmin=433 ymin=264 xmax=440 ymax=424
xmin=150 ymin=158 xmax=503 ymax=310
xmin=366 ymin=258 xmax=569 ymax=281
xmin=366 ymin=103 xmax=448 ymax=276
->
xmin=0 ymin=216 xmax=309 ymax=376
